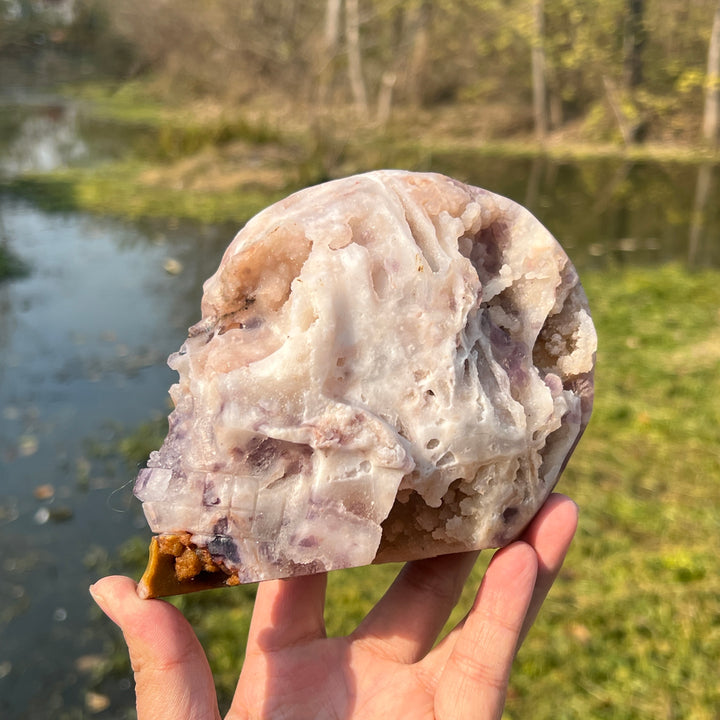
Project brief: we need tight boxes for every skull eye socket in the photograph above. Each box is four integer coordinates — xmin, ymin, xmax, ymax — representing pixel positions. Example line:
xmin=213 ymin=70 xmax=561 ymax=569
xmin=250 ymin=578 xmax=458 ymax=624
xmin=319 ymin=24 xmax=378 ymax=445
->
xmin=210 ymin=229 xmax=313 ymax=322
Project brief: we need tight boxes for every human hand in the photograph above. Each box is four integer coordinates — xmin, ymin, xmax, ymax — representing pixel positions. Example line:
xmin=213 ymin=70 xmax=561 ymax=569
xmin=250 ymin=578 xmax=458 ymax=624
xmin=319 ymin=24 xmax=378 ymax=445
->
xmin=90 ymin=493 xmax=578 ymax=720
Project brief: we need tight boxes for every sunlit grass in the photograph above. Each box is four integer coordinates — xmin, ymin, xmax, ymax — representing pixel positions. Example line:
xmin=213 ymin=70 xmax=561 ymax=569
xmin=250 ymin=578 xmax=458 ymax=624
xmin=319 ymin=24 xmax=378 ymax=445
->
xmin=503 ymin=265 xmax=720 ymax=719
xmin=2 ymin=165 xmax=287 ymax=225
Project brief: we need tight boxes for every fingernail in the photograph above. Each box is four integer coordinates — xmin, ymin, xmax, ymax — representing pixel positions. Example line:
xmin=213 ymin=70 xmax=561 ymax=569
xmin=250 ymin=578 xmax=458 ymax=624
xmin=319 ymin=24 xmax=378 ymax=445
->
xmin=88 ymin=582 xmax=104 ymax=607
xmin=89 ymin=583 xmax=118 ymax=625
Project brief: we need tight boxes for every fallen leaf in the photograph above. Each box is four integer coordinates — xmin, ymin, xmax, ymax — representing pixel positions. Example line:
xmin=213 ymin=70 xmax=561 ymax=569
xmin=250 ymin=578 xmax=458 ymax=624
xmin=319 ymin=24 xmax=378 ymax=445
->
xmin=18 ymin=435 xmax=38 ymax=457
xmin=163 ymin=257 xmax=183 ymax=275
xmin=85 ymin=691 xmax=110 ymax=714
xmin=33 ymin=484 xmax=55 ymax=500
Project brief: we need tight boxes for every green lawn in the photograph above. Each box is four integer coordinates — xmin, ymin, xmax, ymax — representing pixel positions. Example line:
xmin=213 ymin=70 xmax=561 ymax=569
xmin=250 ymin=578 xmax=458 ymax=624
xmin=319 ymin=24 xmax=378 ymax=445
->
xmin=112 ymin=263 xmax=720 ymax=718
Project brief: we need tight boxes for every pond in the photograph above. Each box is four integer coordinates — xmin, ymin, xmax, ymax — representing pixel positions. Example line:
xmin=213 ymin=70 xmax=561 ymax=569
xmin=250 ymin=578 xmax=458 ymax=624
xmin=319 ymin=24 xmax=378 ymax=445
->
xmin=0 ymin=97 xmax=718 ymax=719
xmin=428 ymin=150 xmax=720 ymax=270
xmin=0 ymin=197 xmax=233 ymax=718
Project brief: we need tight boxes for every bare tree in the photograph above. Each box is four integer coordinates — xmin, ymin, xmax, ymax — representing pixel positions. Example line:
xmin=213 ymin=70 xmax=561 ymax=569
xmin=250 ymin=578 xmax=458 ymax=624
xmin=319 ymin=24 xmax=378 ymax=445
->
xmin=702 ymin=0 xmax=720 ymax=145
xmin=324 ymin=0 xmax=342 ymax=59
xmin=377 ymin=0 xmax=432 ymax=125
xmin=623 ymin=0 xmax=645 ymax=89
xmin=345 ymin=0 xmax=368 ymax=117
xmin=532 ymin=0 xmax=548 ymax=140
xmin=317 ymin=0 xmax=342 ymax=106
xmin=404 ymin=0 xmax=432 ymax=107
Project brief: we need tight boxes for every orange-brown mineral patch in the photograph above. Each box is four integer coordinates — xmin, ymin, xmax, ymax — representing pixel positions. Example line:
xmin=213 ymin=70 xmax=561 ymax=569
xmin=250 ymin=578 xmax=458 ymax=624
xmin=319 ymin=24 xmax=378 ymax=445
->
xmin=138 ymin=533 xmax=240 ymax=599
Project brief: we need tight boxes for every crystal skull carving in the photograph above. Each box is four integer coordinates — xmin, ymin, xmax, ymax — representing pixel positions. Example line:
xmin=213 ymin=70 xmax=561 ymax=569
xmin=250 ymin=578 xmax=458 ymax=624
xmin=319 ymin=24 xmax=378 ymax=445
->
xmin=134 ymin=170 xmax=596 ymax=597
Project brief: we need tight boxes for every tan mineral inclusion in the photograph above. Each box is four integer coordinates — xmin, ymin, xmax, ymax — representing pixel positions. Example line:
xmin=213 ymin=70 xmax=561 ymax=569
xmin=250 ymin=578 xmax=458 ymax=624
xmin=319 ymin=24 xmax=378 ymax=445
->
xmin=134 ymin=170 xmax=596 ymax=598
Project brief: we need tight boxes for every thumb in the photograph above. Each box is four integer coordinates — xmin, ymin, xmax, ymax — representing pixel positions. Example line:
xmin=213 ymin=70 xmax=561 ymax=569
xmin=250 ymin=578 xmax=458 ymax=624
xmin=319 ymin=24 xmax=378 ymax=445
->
xmin=90 ymin=575 xmax=220 ymax=720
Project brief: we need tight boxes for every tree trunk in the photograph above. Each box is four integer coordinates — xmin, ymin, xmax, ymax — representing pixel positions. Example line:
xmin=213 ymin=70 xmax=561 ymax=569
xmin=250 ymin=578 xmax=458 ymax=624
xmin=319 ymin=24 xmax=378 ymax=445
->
xmin=531 ymin=0 xmax=548 ymax=140
xmin=623 ymin=0 xmax=645 ymax=89
xmin=404 ymin=0 xmax=432 ymax=107
xmin=345 ymin=0 xmax=368 ymax=117
xmin=376 ymin=71 xmax=397 ymax=127
xmin=317 ymin=0 xmax=342 ymax=106
xmin=702 ymin=0 xmax=720 ymax=145
xmin=324 ymin=0 xmax=342 ymax=53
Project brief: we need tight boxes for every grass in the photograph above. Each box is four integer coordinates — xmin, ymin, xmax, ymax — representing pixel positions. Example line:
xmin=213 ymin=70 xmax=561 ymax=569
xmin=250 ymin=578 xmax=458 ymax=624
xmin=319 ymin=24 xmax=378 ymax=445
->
xmin=68 ymin=81 xmax=283 ymax=153
xmin=106 ymin=263 xmax=720 ymax=719
xmin=502 ymin=265 xmax=720 ymax=719
xmin=3 ymin=84 xmax=718 ymax=231
xmin=2 ymin=164 xmax=288 ymax=225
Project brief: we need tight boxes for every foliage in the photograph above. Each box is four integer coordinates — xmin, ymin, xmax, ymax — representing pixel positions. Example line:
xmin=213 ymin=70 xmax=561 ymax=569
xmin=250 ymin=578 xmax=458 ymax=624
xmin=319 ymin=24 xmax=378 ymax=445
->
xmin=4 ymin=1 xmax=720 ymax=143
xmin=45 ymin=0 xmax=711 ymax=144
xmin=109 ymin=264 xmax=720 ymax=718
xmin=0 ymin=0 xmax=132 ymax=76
xmin=0 ymin=0 xmax=62 ymax=53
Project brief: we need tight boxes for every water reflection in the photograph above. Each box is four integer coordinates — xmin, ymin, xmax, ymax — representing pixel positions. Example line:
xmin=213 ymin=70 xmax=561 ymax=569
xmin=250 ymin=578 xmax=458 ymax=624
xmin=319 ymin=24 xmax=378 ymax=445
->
xmin=0 ymin=198 xmax=230 ymax=718
xmin=424 ymin=152 xmax=720 ymax=269
xmin=0 ymin=104 xmax=88 ymax=175
xmin=0 ymin=99 xmax=142 ymax=182
xmin=689 ymin=163 xmax=718 ymax=267
xmin=1 ymin=96 xmax=718 ymax=271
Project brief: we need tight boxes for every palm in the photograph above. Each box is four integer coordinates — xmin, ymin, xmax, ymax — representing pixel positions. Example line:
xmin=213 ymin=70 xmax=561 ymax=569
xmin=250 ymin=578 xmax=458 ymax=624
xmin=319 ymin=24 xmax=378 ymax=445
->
xmin=236 ymin=638 xmax=433 ymax=719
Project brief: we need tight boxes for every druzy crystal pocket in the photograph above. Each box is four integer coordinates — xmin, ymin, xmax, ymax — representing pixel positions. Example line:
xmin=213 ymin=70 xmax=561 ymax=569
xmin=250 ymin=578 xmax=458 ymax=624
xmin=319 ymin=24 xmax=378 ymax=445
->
xmin=134 ymin=170 xmax=596 ymax=598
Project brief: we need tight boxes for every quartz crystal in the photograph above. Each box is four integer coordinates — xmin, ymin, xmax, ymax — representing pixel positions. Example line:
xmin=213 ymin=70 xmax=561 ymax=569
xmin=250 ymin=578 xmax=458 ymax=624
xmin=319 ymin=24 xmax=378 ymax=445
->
xmin=134 ymin=170 xmax=596 ymax=597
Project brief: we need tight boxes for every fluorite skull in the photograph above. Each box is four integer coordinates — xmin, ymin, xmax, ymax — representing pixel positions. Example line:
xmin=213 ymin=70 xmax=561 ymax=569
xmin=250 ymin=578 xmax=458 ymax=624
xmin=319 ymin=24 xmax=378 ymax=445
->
xmin=134 ymin=170 xmax=596 ymax=596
